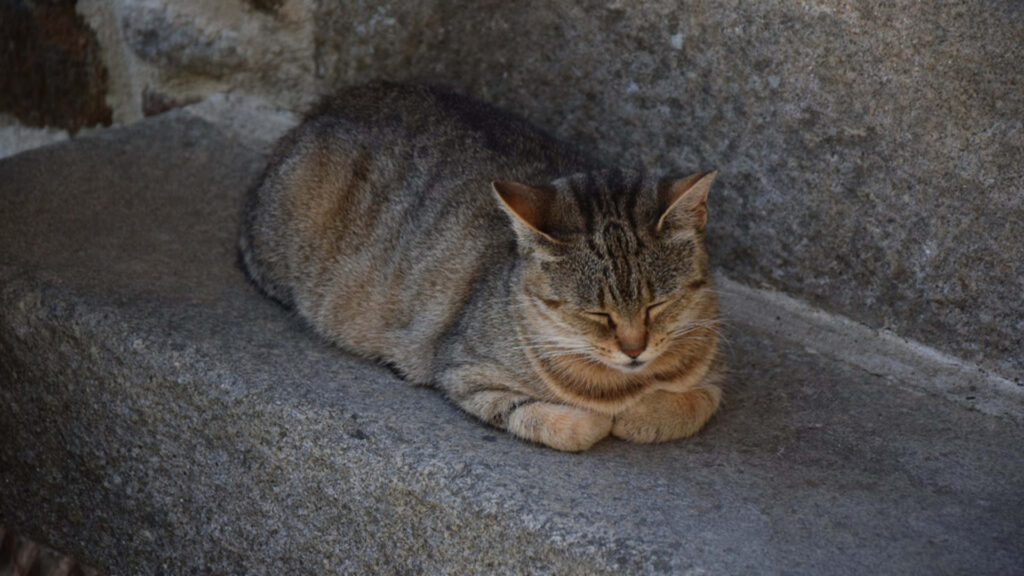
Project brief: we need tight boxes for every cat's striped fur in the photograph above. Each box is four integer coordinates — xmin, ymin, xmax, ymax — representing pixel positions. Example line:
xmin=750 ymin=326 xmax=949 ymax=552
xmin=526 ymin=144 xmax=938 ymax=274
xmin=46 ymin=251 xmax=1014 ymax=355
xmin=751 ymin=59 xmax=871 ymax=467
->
xmin=240 ymin=83 xmax=723 ymax=451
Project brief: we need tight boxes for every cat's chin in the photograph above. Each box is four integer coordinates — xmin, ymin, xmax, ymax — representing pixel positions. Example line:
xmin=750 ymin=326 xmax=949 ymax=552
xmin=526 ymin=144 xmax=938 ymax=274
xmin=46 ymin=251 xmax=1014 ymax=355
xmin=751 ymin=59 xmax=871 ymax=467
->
xmin=599 ymin=357 xmax=650 ymax=374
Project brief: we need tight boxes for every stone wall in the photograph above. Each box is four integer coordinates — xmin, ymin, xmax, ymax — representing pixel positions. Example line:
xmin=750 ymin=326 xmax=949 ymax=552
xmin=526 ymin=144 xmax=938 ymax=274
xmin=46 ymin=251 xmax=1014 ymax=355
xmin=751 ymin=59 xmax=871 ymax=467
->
xmin=3 ymin=0 xmax=1022 ymax=383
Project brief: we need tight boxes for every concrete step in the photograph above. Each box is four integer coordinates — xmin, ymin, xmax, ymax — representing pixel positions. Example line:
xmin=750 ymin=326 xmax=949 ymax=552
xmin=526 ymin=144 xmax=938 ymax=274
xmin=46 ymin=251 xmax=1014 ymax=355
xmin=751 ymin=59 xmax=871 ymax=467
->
xmin=1 ymin=110 xmax=1021 ymax=575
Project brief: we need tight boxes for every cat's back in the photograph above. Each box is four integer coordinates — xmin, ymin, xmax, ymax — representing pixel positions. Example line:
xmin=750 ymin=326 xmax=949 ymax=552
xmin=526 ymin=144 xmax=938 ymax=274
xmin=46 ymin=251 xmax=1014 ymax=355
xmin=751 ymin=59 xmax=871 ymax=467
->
xmin=239 ymin=83 xmax=589 ymax=381
xmin=303 ymin=83 xmax=590 ymax=189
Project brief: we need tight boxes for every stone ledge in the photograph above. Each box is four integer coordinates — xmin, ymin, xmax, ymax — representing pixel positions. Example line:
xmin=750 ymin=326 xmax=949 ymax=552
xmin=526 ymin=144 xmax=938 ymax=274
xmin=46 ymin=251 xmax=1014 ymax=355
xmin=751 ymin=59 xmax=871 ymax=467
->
xmin=1 ymin=113 xmax=1022 ymax=574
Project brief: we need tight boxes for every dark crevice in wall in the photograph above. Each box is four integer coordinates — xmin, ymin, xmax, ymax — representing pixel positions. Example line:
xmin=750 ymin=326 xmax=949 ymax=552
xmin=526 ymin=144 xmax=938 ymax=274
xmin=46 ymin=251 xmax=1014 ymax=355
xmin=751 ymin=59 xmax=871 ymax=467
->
xmin=0 ymin=0 xmax=113 ymax=133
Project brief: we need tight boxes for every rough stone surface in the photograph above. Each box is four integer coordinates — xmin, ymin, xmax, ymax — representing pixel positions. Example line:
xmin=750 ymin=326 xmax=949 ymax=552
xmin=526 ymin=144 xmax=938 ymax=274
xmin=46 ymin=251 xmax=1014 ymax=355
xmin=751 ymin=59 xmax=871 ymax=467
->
xmin=0 ymin=0 xmax=113 ymax=132
xmin=311 ymin=1 xmax=1024 ymax=383
xmin=140 ymin=85 xmax=200 ymax=117
xmin=0 ymin=116 xmax=69 ymax=160
xmin=2 ymin=112 xmax=1022 ymax=575
xmin=114 ymin=0 xmax=316 ymax=111
xmin=121 ymin=5 xmax=248 ymax=76
xmin=68 ymin=0 xmax=316 ymax=126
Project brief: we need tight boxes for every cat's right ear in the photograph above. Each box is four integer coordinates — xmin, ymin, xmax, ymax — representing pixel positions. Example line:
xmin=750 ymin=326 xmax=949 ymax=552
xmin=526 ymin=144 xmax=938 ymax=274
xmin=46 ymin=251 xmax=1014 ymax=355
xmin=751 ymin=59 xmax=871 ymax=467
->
xmin=655 ymin=171 xmax=717 ymax=235
xmin=492 ymin=181 xmax=563 ymax=245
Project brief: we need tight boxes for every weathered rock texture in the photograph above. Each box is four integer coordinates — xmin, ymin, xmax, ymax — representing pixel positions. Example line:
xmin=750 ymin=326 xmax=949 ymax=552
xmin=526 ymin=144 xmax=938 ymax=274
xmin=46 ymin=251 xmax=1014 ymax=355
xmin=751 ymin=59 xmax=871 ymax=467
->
xmin=2 ymin=0 xmax=1016 ymax=384
xmin=75 ymin=0 xmax=317 ymax=125
xmin=1 ymin=106 xmax=1022 ymax=576
xmin=0 ymin=115 xmax=69 ymax=160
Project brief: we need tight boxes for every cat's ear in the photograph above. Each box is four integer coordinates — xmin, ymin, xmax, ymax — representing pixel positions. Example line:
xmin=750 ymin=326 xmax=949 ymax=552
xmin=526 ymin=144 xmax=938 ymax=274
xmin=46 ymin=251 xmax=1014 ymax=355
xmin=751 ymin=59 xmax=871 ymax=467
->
xmin=492 ymin=181 xmax=563 ymax=244
xmin=655 ymin=171 xmax=717 ymax=234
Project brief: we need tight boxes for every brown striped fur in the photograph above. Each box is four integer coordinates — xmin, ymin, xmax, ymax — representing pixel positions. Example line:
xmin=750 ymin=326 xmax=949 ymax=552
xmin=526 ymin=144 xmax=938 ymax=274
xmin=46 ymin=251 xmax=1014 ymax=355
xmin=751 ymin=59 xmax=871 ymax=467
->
xmin=239 ymin=83 xmax=723 ymax=451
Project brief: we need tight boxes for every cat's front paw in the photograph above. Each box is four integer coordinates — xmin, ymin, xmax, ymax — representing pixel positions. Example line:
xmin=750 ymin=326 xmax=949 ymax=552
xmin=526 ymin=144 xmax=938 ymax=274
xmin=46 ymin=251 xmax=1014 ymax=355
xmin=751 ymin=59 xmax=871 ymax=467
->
xmin=508 ymin=402 xmax=612 ymax=452
xmin=612 ymin=386 xmax=721 ymax=443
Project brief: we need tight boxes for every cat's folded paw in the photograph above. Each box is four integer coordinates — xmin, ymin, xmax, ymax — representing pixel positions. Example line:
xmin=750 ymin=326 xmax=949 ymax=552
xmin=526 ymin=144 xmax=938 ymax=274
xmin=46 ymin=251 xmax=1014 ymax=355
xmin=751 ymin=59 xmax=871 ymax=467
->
xmin=612 ymin=386 xmax=721 ymax=443
xmin=508 ymin=402 xmax=612 ymax=452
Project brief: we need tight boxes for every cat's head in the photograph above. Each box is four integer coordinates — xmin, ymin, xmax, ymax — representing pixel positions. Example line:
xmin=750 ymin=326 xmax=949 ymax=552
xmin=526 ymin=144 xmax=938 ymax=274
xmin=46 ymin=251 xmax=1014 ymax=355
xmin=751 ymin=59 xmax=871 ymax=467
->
xmin=494 ymin=169 xmax=718 ymax=375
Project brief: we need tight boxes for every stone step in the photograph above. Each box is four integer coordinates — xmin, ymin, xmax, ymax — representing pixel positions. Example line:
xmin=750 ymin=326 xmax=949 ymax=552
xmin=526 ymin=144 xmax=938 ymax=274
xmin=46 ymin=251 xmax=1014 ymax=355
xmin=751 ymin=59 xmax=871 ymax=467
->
xmin=1 ymin=111 xmax=1021 ymax=575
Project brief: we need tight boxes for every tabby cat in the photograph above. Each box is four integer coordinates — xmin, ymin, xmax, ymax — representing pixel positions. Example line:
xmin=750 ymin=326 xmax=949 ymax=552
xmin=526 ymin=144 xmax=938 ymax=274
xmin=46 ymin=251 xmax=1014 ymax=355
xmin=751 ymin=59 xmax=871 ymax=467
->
xmin=239 ymin=83 xmax=723 ymax=452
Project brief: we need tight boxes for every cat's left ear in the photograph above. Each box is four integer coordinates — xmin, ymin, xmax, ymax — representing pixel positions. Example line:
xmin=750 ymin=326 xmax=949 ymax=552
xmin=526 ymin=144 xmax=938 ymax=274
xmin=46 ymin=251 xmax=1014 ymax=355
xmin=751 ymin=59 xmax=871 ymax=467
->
xmin=655 ymin=171 xmax=717 ymax=234
xmin=492 ymin=180 xmax=563 ymax=244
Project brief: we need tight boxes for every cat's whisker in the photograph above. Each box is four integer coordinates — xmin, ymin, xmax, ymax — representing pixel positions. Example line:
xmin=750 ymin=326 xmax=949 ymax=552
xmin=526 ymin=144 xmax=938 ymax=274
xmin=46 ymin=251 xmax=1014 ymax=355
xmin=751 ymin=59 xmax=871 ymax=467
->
xmin=666 ymin=321 xmax=731 ymax=347
xmin=528 ymin=348 xmax=597 ymax=360
xmin=516 ymin=345 xmax=596 ymax=357
xmin=514 ymin=339 xmax=609 ymax=367
xmin=514 ymin=338 xmax=592 ymax=352
xmin=514 ymin=344 xmax=574 ymax=352
xmin=674 ymin=333 xmax=731 ymax=347
xmin=667 ymin=324 xmax=722 ymax=338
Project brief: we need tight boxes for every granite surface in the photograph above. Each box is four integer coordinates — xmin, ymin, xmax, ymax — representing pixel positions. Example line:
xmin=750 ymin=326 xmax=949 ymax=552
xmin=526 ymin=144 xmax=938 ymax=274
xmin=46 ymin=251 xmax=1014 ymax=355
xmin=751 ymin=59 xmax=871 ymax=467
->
xmin=1 ymin=111 xmax=1022 ymax=574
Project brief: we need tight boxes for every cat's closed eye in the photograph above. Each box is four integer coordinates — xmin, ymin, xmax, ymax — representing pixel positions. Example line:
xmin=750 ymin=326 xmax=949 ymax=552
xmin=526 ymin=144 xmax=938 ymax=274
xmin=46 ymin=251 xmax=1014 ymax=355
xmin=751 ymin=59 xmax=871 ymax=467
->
xmin=540 ymin=298 xmax=565 ymax=309
xmin=646 ymin=300 xmax=672 ymax=322
xmin=583 ymin=311 xmax=613 ymax=327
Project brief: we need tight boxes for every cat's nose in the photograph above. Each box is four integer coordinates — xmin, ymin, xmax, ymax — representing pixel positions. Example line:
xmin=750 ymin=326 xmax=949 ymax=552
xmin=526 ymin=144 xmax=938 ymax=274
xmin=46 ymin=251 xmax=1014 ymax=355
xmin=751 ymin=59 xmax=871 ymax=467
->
xmin=621 ymin=345 xmax=645 ymax=359
xmin=616 ymin=324 xmax=647 ymax=359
